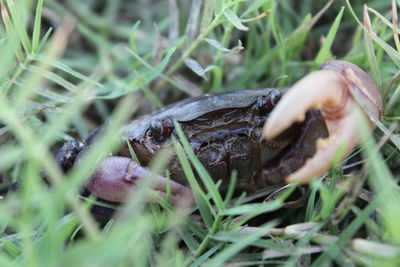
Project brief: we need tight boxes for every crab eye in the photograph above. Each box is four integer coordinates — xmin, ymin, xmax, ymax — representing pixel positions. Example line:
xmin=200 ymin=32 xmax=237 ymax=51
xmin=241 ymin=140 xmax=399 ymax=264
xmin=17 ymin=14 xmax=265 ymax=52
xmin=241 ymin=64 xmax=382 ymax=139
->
xmin=148 ymin=118 xmax=173 ymax=143
xmin=256 ymin=90 xmax=283 ymax=114
xmin=149 ymin=119 xmax=163 ymax=135
xmin=270 ymin=90 xmax=282 ymax=106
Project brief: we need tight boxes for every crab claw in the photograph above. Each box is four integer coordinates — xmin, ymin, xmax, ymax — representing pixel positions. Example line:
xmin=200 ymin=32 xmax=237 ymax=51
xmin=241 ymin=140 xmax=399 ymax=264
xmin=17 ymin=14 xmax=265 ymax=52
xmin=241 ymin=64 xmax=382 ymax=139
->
xmin=264 ymin=60 xmax=383 ymax=184
xmin=84 ymin=156 xmax=193 ymax=205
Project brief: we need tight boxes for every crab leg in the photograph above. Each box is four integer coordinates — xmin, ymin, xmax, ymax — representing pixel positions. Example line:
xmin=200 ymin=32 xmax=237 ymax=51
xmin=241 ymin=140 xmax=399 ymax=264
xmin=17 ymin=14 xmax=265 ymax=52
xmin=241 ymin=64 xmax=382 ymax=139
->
xmin=264 ymin=61 xmax=382 ymax=184
xmin=85 ymin=156 xmax=193 ymax=205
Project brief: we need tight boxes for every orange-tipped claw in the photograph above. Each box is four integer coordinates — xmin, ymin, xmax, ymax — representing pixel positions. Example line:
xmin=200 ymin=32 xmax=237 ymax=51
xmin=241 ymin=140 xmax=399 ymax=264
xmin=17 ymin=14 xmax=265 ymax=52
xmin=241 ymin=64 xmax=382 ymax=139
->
xmin=264 ymin=61 xmax=382 ymax=184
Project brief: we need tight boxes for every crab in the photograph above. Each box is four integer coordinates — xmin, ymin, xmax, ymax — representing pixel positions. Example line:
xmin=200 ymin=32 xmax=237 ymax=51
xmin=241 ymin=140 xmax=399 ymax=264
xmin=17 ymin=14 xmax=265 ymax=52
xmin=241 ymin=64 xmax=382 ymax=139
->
xmin=56 ymin=60 xmax=382 ymax=206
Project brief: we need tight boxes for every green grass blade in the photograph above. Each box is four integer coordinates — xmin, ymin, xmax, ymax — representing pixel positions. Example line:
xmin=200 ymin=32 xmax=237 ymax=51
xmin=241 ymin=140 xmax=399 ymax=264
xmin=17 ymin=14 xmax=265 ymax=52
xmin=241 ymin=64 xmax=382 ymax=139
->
xmin=304 ymin=182 xmax=318 ymax=221
xmin=135 ymin=70 xmax=163 ymax=108
xmin=241 ymin=0 xmax=273 ymax=18
xmin=190 ymin=243 xmax=224 ymax=267
xmin=172 ymin=138 xmax=215 ymax=229
xmin=26 ymin=65 xmax=80 ymax=93
xmin=314 ymin=7 xmax=344 ymax=65
xmin=204 ymin=221 xmax=277 ymax=266
xmin=223 ymin=201 xmax=282 ymax=215
xmin=173 ymin=121 xmax=225 ymax=211
xmin=35 ymin=57 xmax=102 ymax=87
xmin=5 ymin=0 xmax=32 ymax=54
xmin=37 ymin=27 xmax=52 ymax=51
xmin=130 ymin=46 xmax=177 ymax=82
xmin=223 ymin=8 xmax=249 ymax=31
xmin=312 ymin=200 xmax=377 ymax=266
xmin=31 ymin=0 xmax=43 ymax=53
xmin=0 ymin=239 xmax=21 ymax=258
xmin=362 ymin=6 xmax=382 ymax=88
xmin=346 ymin=0 xmax=400 ymax=68
xmin=1 ymin=0 xmax=23 ymax=60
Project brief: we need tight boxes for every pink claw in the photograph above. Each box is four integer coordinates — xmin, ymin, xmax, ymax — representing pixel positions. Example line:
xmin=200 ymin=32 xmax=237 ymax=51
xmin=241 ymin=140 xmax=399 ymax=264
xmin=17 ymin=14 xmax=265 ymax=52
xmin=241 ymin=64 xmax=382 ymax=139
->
xmin=264 ymin=61 xmax=382 ymax=184
xmin=84 ymin=156 xmax=193 ymax=205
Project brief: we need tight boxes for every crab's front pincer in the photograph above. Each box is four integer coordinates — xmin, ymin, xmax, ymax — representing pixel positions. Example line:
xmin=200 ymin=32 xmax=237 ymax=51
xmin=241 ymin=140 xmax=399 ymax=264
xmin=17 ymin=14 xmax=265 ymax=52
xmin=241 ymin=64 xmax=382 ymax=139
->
xmin=263 ymin=60 xmax=382 ymax=183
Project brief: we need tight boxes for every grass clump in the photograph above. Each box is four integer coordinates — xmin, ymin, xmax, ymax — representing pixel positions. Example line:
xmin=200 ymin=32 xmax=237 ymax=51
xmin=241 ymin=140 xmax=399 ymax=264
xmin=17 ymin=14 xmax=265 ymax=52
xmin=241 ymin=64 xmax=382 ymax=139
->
xmin=0 ymin=0 xmax=399 ymax=266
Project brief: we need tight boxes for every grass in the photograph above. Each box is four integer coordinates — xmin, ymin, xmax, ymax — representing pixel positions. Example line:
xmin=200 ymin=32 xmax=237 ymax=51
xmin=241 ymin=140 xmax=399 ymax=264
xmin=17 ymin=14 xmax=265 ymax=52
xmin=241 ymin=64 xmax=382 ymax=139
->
xmin=0 ymin=0 xmax=399 ymax=266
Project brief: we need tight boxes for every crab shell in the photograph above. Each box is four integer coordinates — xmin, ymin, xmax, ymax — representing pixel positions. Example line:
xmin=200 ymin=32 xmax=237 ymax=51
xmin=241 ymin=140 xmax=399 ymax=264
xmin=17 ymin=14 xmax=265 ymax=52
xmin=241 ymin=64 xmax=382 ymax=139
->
xmin=62 ymin=88 xmax=327 ymax=204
